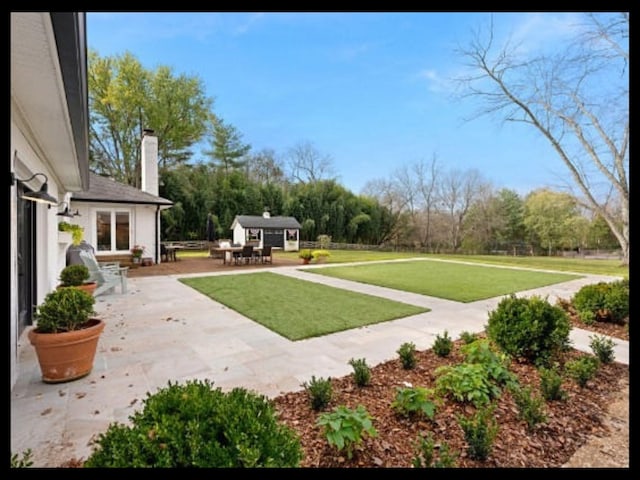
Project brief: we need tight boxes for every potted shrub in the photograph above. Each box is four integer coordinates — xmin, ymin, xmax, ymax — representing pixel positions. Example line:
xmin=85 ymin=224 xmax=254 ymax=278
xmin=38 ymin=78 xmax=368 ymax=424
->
xmin=131 ymin=245 xmax=145 ymax=266
xmin=312 ymin=249 xmax=331 ymax=263
xmin=28 ymin=288 xmax=105 ymax=383
xmin=59 ymin=264 xmax=97 ymax=296
xmin=298 ymin=249 xmax=314 ymax=265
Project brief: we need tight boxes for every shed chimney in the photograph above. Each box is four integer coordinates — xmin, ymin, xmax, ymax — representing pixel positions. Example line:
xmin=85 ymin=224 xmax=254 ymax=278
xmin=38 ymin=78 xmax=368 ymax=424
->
xmin=141 ymin=129 xmax=158 ymax=195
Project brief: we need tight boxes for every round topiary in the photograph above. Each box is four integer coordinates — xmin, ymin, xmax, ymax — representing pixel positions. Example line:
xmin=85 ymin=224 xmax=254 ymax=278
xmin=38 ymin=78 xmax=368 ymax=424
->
xmin=84 ymin=379 xmax=303 ymax=468
xmin=59 ymin=264 xmax=90 ymax=287
xmin=34 ymin=287 xmax=96 ymax=333
xmin=486 ymin=294 xmax=571 ymax=366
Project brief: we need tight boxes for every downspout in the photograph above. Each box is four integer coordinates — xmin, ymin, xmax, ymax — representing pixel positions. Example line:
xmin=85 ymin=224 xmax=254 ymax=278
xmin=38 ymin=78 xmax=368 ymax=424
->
xmin=155 ymin=205 xmax=160 ymax=264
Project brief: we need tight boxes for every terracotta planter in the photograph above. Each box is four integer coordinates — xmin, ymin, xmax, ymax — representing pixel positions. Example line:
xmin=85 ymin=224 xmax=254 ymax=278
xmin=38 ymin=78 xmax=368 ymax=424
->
xmin=28 ymin=319 xmax=105 ymax=383
xmin=77 ymin=282 xmax=97 ymax=296
xmin=301 ymin=258 xmax=311 ymax=265
xmin=57 ymin=283 xmax=98 ymax=296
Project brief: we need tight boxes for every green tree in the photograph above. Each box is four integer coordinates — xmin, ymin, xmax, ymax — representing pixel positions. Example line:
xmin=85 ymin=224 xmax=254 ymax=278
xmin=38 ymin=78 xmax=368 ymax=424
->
xmin=205 ymin=116 xmax=251 ymax=174
xmin=89 ymin=50 xmax=212 ymax=186
xmin=523 ymin=189 xmax=580 ymax=256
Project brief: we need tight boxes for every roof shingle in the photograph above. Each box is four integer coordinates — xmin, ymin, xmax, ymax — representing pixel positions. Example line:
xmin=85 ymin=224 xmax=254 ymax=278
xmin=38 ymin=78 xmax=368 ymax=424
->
xmin=71 ymin=172 xmax=173 ymax=206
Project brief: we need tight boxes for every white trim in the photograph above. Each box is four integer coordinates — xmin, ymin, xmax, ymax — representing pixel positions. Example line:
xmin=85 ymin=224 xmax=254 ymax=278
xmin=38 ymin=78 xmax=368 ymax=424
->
xmin=92 ymin=206 xmax=133 ymax=254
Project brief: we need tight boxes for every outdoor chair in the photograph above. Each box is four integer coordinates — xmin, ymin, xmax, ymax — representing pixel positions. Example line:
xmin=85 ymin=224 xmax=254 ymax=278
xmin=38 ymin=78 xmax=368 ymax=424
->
xmin=79 ymin=250 xmax=129 ymax=296
xmin=238 ymin=245 xmax=254 ymax=265
xmin=260 ymin=245 xmax=273 ymax=264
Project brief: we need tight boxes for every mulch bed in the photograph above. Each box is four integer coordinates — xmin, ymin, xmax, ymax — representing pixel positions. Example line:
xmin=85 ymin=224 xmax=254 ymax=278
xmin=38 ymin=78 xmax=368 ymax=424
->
xmin=273 ymin=337 xmax=629 ymax=468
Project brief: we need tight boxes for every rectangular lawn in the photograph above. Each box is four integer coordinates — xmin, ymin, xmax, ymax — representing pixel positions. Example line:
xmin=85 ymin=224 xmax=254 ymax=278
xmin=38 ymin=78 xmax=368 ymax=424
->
xmin=180 ymin=272 xmax=429 ymax=341
xmin=304 ymin=259 xmax=582 ymax=302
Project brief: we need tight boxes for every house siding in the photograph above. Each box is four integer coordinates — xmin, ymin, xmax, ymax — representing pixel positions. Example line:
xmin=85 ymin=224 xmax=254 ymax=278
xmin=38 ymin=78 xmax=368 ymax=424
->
xmin=11 ymin=116 xmax=65 ymax=388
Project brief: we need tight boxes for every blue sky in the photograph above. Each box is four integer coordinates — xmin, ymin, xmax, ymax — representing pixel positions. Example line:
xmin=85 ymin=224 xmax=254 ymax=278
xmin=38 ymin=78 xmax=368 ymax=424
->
xmin=87 ymin=12 xmax=594 ymax=196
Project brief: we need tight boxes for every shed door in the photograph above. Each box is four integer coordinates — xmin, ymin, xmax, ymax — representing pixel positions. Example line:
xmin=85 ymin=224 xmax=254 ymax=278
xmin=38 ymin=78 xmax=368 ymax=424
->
xmin=264 ymin=229 xmax=284 ymax=248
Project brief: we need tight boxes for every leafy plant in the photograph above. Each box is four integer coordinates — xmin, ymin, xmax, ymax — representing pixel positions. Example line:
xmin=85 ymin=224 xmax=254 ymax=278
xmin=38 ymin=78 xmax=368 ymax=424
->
xmin=432 ymin=330 xmax=453 ymax=357
xmin=509 ymin=385 xmax=547 ymax=431
xmin=538 ymin=365 xmax=567 ymax=401
xmin=298 ymin=249 xmax=314 ymax=260
xmin=302 ymin=375 xmax=333 ymax=411
xmin=58 ymin=221 xmax=83 ymax=245
xmin=397 ymin=342 xmax=417 ymax=369
xmin=589 ymin=334 xmax=616 ymax=364
xmin=435 ymin=340 xmax=517 ymax=408
xmin=131 ymin=245 xmax=145 ymax=258
xmin=486 ymin=294 xmax=571 ymax=366
xmin=34 ymin=287 xmax=96 ymax=333
xmin=316 ymin=405 xmax=377 ymax=459
xmin=412 ymin=433 xmax=457 ymax=468
xmin=312 ymin=249 xmax=331 ymax=262
xmin=10 ymin=449 xmax=33 ymax=468
xmin=435 ymin=363 xmax=501 ymax=408
xmin=565 ymin=355 xmax=600 ymax=387
xmin=459 ymin=331 xmax=479 ymax=344
xmin=84 ymin=379 xmax=302 ymax=467
xmin=391 ymin=386 xmax=436 ymax=419
xmin=461 ymin=340 xmax=518 ymax=388
xmin=458 ymin=404 xmax=499 ymax=461
xmin=348 ymin=357 xmax=371 ymax=387
xmin=59 ymin=264 xmax=90 ymax=287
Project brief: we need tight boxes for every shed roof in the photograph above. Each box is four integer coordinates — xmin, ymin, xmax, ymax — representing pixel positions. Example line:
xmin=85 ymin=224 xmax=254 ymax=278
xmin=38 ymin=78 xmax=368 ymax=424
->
xmin=232 ymin=215 xmax=301 ymax=229
xmin=71 ymin=172 xmax=173 ymax=206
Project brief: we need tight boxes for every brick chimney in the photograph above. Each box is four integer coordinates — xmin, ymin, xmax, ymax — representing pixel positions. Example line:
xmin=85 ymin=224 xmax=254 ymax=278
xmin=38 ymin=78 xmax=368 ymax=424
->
xmin=141 ymin=128 xmax=158 ymax=195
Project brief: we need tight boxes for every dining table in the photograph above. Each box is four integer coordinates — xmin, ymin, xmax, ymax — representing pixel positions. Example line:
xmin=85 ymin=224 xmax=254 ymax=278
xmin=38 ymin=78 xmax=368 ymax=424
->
xmin=210 ymin=246 xmax=262 ymax=265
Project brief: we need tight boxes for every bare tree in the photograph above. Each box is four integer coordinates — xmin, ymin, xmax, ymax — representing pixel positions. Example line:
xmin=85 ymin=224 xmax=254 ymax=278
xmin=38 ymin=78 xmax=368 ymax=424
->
xmin=245 ymin=148 xmax=285 ymax=185
xmin=438 ymin=168 xmax=488 ymax=252
xmin=456 ymin=12 xmax=629 ymax=263
xmin=286 ymin=140 xmax=335 ymax=183
xmin=413 ymin=156 xmax=441 ymax=250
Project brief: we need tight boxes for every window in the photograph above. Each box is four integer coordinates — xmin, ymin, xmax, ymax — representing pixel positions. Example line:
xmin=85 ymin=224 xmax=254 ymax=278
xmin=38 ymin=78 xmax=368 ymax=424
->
xmin=96 ymin=210 xmax=131 ymax=252
xmin=286 ymin=229 xmax=298 ymax=241
xmin=246 ymin=228 xmax=261 ymax=242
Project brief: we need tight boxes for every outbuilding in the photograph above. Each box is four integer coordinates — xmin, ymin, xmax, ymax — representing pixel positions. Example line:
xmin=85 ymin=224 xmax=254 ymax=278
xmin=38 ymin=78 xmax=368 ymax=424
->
xmin=230 ymin=211 xmax=301 ymax=251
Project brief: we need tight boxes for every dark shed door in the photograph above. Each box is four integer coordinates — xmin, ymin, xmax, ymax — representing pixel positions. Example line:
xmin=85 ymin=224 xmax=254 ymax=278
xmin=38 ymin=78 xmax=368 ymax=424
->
xmin=263 ymin=229 xmax=284 ymax=248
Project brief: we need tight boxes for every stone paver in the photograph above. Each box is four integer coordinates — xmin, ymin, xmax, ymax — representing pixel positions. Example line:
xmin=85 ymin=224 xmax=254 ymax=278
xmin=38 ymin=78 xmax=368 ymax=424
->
xmin=11 ymin=259 xmax=628 ymax=467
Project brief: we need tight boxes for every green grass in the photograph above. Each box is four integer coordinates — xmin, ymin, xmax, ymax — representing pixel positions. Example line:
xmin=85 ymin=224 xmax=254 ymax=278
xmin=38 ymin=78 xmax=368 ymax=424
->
xmin=281 ymin=250 xmax=626 ymax=277
xmin=176 ymin=248 xmax=627 ymax=278
xmin=180 ymin=272 xmax=429 ymax=341
xmin=303 ymin=260 xmax=582 ymax=303
xmin=428 ymin=254 xmax=627 ymax=278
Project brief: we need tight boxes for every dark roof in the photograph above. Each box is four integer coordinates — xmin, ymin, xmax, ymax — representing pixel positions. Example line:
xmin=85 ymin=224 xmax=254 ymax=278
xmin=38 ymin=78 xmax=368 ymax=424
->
xmin=233 ymin=215 xmax=301 ymax=229
xmin=71 ymin=172 xmax=173 ymax=206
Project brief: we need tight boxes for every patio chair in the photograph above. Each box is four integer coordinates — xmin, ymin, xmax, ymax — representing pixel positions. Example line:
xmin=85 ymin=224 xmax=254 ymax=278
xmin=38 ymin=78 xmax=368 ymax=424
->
xmin=238 ymin=245 xmax=254 ymax=265
xmin=259 ymin=245 xmax=273 ymax=264
xmin=79 ymin=250 xmax=129 ymax=296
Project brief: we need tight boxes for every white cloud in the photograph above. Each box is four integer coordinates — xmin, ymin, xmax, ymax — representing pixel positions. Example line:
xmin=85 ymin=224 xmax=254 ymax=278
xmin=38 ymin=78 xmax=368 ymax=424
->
xmin=233 ymin=13 xmax=266 ymax=35
xmin=501 ymin=12 xmax=586 ymax=56
xmin=417 ymin=68 xmax=452 ymax=93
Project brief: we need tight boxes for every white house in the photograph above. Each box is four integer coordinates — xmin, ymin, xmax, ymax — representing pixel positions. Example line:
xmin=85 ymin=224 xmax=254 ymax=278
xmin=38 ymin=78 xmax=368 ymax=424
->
xmin=70 ymin=131 xmax=173 ymax=265
xmin=10 ymin=12 xmax=90 ymax=388
xmin=231 ymin=212 xmax=301 ymax=251
xmin=10 ymin=13 xmax=172 ymax=389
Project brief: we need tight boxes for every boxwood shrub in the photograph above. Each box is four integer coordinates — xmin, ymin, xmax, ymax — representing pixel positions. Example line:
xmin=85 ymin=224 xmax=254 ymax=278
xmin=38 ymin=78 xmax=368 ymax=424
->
xmin=84 ymin=379 xmax=302 ymax=467
xmin=572 ymin=279 xmax=629 ymax=325
xmin=486 ymin=294 xmax=571 ymax=366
